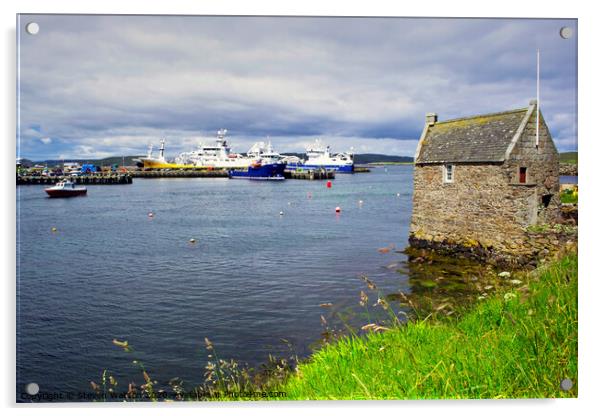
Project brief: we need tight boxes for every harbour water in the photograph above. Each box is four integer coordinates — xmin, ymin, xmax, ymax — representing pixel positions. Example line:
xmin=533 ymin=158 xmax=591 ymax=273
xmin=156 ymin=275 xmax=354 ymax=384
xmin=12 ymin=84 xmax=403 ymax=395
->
xmin=17 ymin=165 xmax=417 ymax=399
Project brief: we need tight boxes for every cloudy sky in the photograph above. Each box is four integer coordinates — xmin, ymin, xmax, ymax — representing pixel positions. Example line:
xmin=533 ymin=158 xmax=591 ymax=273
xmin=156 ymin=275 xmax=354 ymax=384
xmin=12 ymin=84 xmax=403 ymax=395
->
xmin=17 ymin=15 xmax=577 ymax=160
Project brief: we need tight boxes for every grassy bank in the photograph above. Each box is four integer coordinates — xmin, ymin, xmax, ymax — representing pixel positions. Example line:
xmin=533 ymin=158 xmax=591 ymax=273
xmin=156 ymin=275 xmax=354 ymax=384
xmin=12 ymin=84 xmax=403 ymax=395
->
xmin=278 ymin=251 xmax=577 ymax=399
xmin=561 ymin=188 xmax=578 ymax=204
xmin=559 ymin=152 xmax=578 ymax=165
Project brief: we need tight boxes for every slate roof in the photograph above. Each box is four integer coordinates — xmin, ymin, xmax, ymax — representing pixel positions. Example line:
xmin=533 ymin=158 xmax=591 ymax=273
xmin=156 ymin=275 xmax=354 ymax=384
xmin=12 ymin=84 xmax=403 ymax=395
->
xmin=415 ymin=107 xmax=529 ymax=164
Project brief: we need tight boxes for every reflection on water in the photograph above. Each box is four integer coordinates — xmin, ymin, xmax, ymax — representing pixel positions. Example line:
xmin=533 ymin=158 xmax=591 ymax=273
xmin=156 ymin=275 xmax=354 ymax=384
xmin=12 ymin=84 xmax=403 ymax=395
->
xmin=323 ymin=246 xmax=522 ymax=345
xmin=398 ymin=247 xmax=500 ymax=317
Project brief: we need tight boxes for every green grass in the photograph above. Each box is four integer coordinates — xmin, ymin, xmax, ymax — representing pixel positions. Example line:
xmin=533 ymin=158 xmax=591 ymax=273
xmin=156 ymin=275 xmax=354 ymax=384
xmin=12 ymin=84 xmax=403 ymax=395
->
xmin=561 ymin=189 xmax=578 ymax=204
xmin=278 ymin=252 xmax=578 ymax=400
xmin=560 ymin=152 xmax=578 ymax=164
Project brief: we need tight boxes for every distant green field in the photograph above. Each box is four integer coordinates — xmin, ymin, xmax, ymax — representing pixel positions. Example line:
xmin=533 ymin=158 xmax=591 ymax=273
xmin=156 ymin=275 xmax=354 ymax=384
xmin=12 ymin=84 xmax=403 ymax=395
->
xmin=559 ymin=152 xmax=577 ymax=164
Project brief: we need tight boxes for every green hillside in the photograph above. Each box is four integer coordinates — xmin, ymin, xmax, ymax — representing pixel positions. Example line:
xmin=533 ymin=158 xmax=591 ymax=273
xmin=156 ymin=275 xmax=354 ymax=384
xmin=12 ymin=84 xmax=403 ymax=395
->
xmin=559 ymin=152 xmax=577 ymax=164
xmin=32 ymin=156 xmax=145 ymax=167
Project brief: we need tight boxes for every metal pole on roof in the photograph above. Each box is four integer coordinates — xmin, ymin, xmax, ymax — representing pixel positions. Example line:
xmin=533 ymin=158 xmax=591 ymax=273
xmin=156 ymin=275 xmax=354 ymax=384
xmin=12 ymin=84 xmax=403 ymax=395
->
xmin=536 ymin=49 xmax=540 ymax=149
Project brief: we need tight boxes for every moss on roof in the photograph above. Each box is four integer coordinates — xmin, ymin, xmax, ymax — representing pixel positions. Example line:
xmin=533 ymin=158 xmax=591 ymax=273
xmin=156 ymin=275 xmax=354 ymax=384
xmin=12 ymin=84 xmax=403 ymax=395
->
xmin=416 ymin=108 xmax=529 ymax=164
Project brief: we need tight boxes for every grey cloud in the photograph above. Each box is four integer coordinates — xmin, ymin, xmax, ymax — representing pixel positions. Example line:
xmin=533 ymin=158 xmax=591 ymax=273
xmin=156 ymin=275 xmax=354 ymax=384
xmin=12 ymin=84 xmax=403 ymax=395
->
xmin=17 ymin=15 xmax=577 ymax=160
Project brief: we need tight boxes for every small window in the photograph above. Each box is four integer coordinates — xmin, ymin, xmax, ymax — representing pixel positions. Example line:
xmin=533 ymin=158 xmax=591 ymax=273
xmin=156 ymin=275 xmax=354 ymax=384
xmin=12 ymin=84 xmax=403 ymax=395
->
xmin=542 ymin=194 xmax=552 ymax=207
xmin=443 ymin=164 xmax=454 ymax=183
xmin=519 ymin=167 xmax=527 ymax=184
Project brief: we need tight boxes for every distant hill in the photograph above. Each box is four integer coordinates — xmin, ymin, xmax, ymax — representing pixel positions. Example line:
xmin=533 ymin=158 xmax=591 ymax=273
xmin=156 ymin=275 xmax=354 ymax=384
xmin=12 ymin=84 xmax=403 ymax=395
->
xmin=31 ymin=156 xmax=145 ymax=167
xmin=281 ymin=153 xmax=414 ymax=164
xmin=353 ymin=154 xmax=413 ymax=164
xmin=17 ymin=158 xmax=34 ymax=168
xmin=559 ymin=152 xmax=577 ymax=164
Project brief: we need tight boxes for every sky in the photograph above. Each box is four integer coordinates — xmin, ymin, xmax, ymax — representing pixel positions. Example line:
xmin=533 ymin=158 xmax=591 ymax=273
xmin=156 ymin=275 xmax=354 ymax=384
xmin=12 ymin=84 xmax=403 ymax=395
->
xmin=17 ymin=15 xmax=578 ymax=160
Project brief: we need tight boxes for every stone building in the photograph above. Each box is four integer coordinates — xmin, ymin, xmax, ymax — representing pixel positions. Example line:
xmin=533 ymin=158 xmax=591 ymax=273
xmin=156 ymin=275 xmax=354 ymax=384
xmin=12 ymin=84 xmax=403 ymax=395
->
xmin=409 ymin=100 xmax=559 ymax=262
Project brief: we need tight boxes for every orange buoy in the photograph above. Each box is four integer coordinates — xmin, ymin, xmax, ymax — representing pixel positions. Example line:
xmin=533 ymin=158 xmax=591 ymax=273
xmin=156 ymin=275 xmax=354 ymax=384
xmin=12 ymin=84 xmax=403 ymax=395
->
xmin=326 ymin=181 xmax=332 ymax=188
xmin=335 ymin=206 xmax=341 ymax=213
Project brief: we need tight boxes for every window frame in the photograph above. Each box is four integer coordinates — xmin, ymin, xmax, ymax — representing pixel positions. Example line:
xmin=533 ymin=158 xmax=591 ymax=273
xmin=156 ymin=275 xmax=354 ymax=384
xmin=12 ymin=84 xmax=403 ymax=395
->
xmin=519 ymin=166 xmax=528 ymax=184
xmin=443 ymin=164 xmax=454 ymax=183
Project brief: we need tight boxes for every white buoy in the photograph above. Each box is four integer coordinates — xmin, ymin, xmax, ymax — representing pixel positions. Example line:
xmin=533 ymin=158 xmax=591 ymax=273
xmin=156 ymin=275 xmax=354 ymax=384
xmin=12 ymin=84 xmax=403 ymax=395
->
xmin=335 ymin=206 xmax=341 ymax=213
xmin=359 ymin=200 xmax=364 ymax=204
xmin=189 ymin=238 xmax=196 ymax=243
xmin=148 ymin=212 xmax=154 ymax=217
xmin=51 ymin=227 xmax=57 ymax=232
xmin=279 ymin=211 xmax=284 ymax=216
xmin=396 ymin=193 xmax=400 ymax=197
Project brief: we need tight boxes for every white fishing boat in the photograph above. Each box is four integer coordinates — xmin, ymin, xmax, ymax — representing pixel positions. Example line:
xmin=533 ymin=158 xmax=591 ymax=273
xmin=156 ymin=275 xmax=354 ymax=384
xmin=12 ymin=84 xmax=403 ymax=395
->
xmin=175 ymin=129 xmax=253 ymax=169
xmin=246 ymin=141 xmax=287 ymax=165
xmin=286 ymin=139 xmax=354 ymax=172
xmin=138 ymin=129 xmax=256 ymax=169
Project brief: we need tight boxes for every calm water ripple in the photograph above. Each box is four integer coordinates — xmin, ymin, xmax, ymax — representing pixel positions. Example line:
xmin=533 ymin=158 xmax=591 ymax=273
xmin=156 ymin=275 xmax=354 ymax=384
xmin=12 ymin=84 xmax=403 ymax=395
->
xmin=17 ymin=165 xmax=414 ymax=399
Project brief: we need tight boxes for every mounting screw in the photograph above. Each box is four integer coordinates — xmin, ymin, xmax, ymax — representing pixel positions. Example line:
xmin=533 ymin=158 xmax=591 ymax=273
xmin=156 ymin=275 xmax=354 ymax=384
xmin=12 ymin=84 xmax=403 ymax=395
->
xmin=25 ymin=382 xmax=39 ymax=395
xmin=559 ymin=27 xmax=573 ymax=39
xmin=560 ymin=378 xmax=573 ymax=391
xmin=25 ymin=22 xmax=40 ymax=35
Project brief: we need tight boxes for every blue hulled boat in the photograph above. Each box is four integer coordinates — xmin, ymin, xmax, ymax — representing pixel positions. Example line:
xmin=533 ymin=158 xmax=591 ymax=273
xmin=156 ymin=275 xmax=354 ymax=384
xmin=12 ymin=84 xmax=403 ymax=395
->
xmin=228 ymin=160 xmax=286 ymax=181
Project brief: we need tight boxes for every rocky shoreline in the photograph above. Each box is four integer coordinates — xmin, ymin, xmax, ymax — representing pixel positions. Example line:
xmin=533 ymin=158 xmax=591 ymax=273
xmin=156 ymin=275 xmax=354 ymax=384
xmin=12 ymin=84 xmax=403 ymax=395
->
xmin=559 ymin=163 xmax=578 ymax=176
xmin=408 ymin=223 xmax=577 ymax=269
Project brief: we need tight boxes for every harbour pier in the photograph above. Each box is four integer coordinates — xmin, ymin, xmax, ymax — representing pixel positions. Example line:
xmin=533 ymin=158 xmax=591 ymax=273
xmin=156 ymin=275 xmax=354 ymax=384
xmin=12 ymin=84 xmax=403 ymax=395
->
xmin=131 ymin=169 xmax=229 ymax=178
xmin=17 ymin=174 xmax=133 ymax=185
xmin=131 ymin=168 xmax=336 ymax=180
xmin=284 ymin=169 xmax=335 ymax=180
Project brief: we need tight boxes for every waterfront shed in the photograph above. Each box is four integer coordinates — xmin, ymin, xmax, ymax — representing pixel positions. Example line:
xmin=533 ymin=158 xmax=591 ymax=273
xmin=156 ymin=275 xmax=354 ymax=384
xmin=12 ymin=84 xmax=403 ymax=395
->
xmin=410 ymin=100 xmax=559 ymax=254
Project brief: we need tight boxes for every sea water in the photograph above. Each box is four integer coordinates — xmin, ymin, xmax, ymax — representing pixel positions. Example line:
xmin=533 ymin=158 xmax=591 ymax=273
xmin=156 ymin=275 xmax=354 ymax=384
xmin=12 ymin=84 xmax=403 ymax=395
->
xmin=17 ymin=165 xmax=414 ymax=399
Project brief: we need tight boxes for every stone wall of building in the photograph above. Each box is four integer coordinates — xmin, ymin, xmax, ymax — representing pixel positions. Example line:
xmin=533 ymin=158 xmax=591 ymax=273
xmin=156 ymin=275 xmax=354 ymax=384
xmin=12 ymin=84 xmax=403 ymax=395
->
xmin=410 ymin=163 xmax=537 ymax=256
xmin=503 ymin=109 xmax=560 ymax=224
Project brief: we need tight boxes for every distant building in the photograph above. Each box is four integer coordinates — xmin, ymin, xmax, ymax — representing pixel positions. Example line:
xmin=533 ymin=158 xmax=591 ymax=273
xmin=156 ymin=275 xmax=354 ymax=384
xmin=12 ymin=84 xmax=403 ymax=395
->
xmin=410 ymin=100 xmax=559 ymax=259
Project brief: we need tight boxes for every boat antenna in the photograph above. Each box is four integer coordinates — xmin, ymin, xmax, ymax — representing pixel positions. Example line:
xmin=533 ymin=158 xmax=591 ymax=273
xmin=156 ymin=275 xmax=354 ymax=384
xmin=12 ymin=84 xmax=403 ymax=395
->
xmin=536 ymin=49 xmax=540 ymax=149
xmin=159 ymin=139 xmax=165 ymax=159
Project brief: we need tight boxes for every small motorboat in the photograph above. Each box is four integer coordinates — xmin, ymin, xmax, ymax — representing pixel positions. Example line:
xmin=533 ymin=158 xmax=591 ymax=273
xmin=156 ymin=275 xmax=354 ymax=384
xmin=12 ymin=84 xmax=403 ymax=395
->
xmin=45 ymin=180 xmax=87 ymax=198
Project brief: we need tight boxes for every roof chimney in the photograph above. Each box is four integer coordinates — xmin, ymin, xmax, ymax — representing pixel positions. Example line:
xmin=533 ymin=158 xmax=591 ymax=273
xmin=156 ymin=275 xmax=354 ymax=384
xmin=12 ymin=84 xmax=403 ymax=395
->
xmin=426 ymin=113 xmax=438 ymax=126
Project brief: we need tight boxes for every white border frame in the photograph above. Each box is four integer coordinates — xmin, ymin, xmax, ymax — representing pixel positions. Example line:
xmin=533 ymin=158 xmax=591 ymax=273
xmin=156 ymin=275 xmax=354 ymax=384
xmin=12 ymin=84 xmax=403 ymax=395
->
xmin=3 ymin=2 xmax=599 ymax=416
